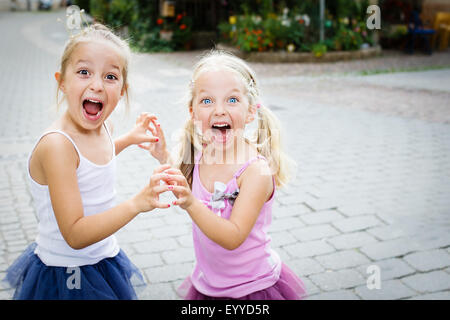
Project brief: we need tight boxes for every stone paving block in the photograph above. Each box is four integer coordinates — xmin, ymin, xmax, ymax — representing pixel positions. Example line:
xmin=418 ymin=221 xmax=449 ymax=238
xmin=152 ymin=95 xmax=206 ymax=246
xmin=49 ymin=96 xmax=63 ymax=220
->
xmin=269 ymin=216 xmax=305 ymax=232
xmin=287 ymin=258 xmax=325 ymax=277
xmin=151 ymin=224 xmax=190 ymax=239
xmin=284 ymin=240 xmax=336 ymax=259
xmin=414 ymin=232 xmax=450 ymax=251
xmin=144 ymin=262 xmax=194 ymax=284
xmin=306 ymin=290 xmax=360 ymax=300
xmin=354 ymin=279 xmax=417 ymax=300
xmin=366 ymin=225 xmax=408 ymax=241
xmin=290 ymin=224 xmax=340 ymax=242
xmin=300 ymin=210 xmax=345 ymax=225
xmin=176 ymin=234 xmax=194 ymax=248
xmin=360 ymin=237 xmax=421 ymax=261
xmin=356 ymin=258 xmax=416 ymax=281
xmin=270 ymin=231 xmax=298 ymax=246
xmin=403 ymin=249 xmax=450 ymax=272
xmin=274 ymin=247 xmax=291 ymax=262
xmin=301 ymin=277 xmax=321 ymax=296
xmin=116 ymin=230 xmax=153 ymax=244
xmin=132 ymin=238 xmax=179 ymax=254
xmin=309 ymin=269 xmax=366 ymax=292
xmin=304 ymin=198 xmax=340 ymax=211
xmin=138 ymin=282 xmax=178 ymax=300
xmin=0 ymin=288 xmax=14 ymax=300
xmin=408 ymin=291 xmax=450 ymax=300
xmin=129 ymin=253 xmax=164 ymax=269
xmin=272 ymin=203 xmax=312 ymax=218
xmin=332 ymin=215 xmax=383 ymax=233
xmin=401 ymin=271 xmax=450 ymax=293
xmin=276 ymin=193 xmax=317 ymax=206
xmin=315 ymin=250 xmax=372 ymax=271
xmin=161 ymin=248 xmax=195 ymax=264
xmin=337 ymin=202 xmax=377 ymax=217
xmin=327 ymin=231 xmax=378 ymax=250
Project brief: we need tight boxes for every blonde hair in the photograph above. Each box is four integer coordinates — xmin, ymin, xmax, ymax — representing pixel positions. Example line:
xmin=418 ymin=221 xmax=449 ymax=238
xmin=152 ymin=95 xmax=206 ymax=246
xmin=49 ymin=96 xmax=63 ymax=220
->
xmin=55 ymin=23 xmax=131 ymax=110
xmin=176 ymin=50 xmax=295 ymax=188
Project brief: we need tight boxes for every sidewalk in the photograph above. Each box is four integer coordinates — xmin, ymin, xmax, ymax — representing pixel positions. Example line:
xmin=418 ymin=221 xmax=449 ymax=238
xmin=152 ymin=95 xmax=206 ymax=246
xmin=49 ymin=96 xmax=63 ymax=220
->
xmin=0 ymin=10 xmax=449 ymax=300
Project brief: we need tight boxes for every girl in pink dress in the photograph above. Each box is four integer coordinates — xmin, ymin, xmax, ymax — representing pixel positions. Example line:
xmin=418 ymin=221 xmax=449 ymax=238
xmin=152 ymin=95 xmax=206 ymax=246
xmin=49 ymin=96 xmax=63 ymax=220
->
xmin=153 ymin=51 xmax=307 ymax=300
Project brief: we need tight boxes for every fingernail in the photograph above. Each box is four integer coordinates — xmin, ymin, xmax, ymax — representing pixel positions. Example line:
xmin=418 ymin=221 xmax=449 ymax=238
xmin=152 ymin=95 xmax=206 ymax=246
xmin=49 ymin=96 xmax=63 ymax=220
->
xmin=157 ymin=123 xmax=161 ymax=127
xmin=172 ymin=201 xmax=177 ymax=205
xmin=167 ymin=204 xmax=171 ymax=208
xmin=156 ymin=138 xmax=159 ymax=142
xmin=168 ymin=186 xmax=173 ymax=190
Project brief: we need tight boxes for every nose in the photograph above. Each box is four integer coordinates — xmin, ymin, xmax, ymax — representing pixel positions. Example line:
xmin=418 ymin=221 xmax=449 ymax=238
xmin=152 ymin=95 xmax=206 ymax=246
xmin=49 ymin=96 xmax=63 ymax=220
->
xmin=89 ymin=75 xmax=104 ymax=92
xmin=213 ymin=101 xmax=226 ymax=116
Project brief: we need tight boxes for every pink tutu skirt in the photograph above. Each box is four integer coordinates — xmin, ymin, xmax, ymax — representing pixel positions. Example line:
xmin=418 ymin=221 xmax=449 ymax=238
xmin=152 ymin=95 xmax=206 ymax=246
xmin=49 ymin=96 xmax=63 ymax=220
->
xmin=178 ymin=263 xmax=307 ymax=300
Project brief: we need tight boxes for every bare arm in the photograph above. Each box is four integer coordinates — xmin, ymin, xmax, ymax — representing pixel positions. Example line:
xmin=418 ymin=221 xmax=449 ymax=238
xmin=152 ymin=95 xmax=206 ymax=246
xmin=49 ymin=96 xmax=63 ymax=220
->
xmin=168 ymin=161 xmax=273 ymax=250
xmin=38 ymin=134 xmax=171 ymax=249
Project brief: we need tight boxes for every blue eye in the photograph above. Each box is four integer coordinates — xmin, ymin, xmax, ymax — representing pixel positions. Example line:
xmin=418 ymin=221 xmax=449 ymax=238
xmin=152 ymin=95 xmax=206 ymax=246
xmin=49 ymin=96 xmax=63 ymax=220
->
xmin=78 ymin=69 xmax=89 ymax=76
xmin=106 ymin=74 xmax=118 ymax=80
xmin=201 ymin=98 xmax=212 ymax=105
xmin=228 ymin=97 xmax=238 ymax=103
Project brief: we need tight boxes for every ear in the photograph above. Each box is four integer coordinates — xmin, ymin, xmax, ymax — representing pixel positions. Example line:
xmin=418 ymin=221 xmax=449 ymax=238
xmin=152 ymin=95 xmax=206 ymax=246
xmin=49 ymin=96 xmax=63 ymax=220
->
xmin=55 ymin=72 xmax=64 ymax=92
xmin=245 ymin=104 xmax=257 ymax=124
xmin=189 ymin=105 xmax=194 ymax=119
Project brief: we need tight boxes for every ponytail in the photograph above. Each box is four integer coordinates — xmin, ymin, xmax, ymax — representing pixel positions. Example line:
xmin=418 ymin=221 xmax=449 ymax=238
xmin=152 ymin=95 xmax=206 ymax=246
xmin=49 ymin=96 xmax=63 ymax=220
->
xmin=254 ymin=104 xmax=295 ymax=188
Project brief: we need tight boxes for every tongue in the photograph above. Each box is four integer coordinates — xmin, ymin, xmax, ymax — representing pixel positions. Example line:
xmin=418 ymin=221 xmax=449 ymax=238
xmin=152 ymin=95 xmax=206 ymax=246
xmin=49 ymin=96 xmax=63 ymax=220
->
xmin=212 ymin=128 xmax=228 ymax=142
xmin=84 ymin=101 xmax=101 ymax=115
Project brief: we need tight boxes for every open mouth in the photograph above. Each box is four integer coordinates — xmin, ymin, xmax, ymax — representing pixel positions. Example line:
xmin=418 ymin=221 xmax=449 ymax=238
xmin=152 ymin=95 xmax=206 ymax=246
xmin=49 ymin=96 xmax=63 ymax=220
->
xmin=82 ymin=99 xmax=103 ymax=121
xmin=211 ymin=122 xmax=232 ymax=143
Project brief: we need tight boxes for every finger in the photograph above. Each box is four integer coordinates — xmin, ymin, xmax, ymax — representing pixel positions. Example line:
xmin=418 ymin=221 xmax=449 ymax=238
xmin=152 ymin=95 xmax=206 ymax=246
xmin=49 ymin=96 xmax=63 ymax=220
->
xmin=152 ymin=201 xmax=171 ymax=209
xmin=147 ymin=124 xmax=157 ymax=137
xmin=152 ymin=164 xmax=172 ymax=175
xmin=136 ymin=113 xmax=145 ymax=124
xmin=167 ymin=185 xmax=188 ymax=194
xmin=164 ymin=174 xmax=189 ymax=186
xmin=137 ymin=144 xmax=150 ymax=150
xmin=172 ymin=196 xmax=188 ymax=206
xmin=142 ymin=135 xmax=159 ymax=143
xmin=149 ymin=173 xmax=171 ymax=186
xmin=152 ymin=118 xmax=165 ymax=137
xmin=163 ymin=168 xmax=183 ymax=176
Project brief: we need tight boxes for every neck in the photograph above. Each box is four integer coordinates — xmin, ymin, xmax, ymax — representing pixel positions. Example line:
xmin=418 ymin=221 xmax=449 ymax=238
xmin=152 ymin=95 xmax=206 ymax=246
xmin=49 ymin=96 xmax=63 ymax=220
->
xmin=61 ymin=111 xmax=103 ymax=136
xmin=201 ymin=139 xmax=257 ymax=166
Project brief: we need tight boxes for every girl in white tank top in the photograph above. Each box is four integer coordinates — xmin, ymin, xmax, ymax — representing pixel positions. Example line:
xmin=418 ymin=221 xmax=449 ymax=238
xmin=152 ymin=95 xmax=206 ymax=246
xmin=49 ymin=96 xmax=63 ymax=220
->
xmin=3 ymin=23 xmax=173 ymax=300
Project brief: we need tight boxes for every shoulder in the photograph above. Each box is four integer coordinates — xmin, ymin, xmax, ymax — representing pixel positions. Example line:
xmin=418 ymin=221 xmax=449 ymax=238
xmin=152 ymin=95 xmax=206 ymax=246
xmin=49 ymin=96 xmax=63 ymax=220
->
xmin=238 ymin=158 xmax=274 ymax=198
xmin=34 ymin=132 xmax=79 ymax=168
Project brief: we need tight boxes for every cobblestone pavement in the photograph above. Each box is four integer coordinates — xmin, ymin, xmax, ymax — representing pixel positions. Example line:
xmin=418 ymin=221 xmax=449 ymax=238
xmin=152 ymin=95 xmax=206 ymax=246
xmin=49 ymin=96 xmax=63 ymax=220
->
xmin=1 ymin=11 xmax=450 ymax=300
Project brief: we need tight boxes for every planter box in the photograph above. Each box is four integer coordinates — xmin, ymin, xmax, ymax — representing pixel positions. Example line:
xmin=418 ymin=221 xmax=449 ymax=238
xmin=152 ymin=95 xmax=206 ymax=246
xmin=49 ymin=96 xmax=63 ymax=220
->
xmin=216 ymin=43 xmax=382 ymax=63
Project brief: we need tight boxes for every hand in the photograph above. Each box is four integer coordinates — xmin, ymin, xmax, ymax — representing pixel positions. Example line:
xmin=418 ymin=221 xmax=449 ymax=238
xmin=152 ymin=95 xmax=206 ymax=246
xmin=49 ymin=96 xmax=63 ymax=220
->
xmin=136 ymin=112 xmax=170 ymax=164
xmin=161 ymin=168 xmax=195 ymax=210
xmin=125 ymin=112 xmax=159 ymax=146
xmin=132 ymin=164 xmax=173 ymax=213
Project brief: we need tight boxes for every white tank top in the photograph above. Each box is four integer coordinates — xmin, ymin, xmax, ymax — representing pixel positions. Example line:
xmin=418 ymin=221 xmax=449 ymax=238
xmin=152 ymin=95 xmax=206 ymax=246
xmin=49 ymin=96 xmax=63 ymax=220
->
xmin=28 ymin=124 xmax=120 ymax=267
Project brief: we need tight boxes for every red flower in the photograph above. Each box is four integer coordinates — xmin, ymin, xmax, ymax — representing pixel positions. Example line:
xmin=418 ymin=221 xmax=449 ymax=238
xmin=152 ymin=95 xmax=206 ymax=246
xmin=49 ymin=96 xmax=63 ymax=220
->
xmin=176 ymin=14 xmax=183 ymax=22
xmin=180 ymin=24 xmax=187 ymax=30
xmin=157 ymin=18 xmax=164 ymax=25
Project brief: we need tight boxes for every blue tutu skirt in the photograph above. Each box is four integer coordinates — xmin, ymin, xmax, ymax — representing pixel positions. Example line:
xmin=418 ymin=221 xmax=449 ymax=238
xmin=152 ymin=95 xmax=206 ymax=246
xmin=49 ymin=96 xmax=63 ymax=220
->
xmin=2 ymin=243 xmax=146 ymax=300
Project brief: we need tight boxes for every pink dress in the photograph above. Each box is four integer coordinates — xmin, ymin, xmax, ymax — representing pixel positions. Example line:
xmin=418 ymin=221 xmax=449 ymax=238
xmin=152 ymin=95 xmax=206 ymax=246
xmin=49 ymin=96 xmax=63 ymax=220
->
xmin=178 ymin=154 xmax=307 ymax=300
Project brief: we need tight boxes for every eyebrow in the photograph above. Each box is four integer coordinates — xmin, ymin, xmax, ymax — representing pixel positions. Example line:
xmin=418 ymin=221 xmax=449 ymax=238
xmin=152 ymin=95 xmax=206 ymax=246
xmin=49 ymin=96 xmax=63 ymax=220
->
xmin=74 ymin=60 xmax=121 ymax=71
xmin=197 ymin=88 xmax=242 ymax=95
